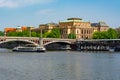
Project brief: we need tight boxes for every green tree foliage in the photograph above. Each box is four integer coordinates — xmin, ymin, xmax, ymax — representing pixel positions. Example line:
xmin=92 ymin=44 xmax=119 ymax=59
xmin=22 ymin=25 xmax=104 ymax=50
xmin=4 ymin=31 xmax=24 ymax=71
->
xmin=116 ymin=27 xmax=120 ymax=38
xmin=6 ymin=28 xmax=61 ymax=38
xmin=7 ymin=32 xmax=17 ymax=36
xmin=92 ymin=31 xmax=101 ymax=39
xmin=43 ymin=31 xmax=51 ymax=38
xmin=0 ymin=31 xmax=4 ymax=36
xmin=107 ymin=28 xmax=118 ymax=39
xmin=100 ymin=31 xmax=108 ymax=39
xmin=22 ymin=30 xmax=29 ymax=37
xmin=43 ymin=28 xmax=61 ymax=38
xmin=50 ymin=28 xmax=61 ymax=38
xmin=31 ymin=32 xmax=37 ymax=37
xmin=68 ymin=33 xmax=76 ymax=39
xmin=92 ymin=28 xmax=118 ymax=39
xmin=7 ymin=31 xmax=29 ymax=37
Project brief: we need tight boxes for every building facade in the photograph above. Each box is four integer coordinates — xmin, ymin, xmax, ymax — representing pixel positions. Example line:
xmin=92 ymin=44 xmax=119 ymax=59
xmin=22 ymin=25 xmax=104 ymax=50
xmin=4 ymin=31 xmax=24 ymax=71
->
xmin=32 ymin=23 xmax=59 ymax=33
xmin=59 ymin=18 xmax=94 ymax=39
xmin=4 ymin=26 xmax=33 ymax=36
xmin=91 ymin=22 xmax=109 ymax=32
xmin=4 ymin=18 xmax=109 ymax=39
xmin=59 ymin=18 xmax=109 ymax=39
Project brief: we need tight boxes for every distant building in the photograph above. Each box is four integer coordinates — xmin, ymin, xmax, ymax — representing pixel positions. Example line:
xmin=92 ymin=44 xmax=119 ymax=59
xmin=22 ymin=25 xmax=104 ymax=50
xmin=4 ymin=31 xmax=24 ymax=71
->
xmin=91 ymin=21 xmax=109 ymax=32
xmin=16 ymin=26 xmax=22 ymax=32
xmin=59 ymin=18 xmax=110 ymax=39
xmin=4 ymin=26 xmax=34 ymax=35
xmin=59 ymin=18 xmax=94 ymax=39
xmin=21 ymin=26 xmax=28 ymax=31
xmin=4 ymin=18 xmax=109 ymax=39
xmin=32 ymin=23 xmax=59 ymax=33
xmin=4 ymin=28 xmax=16 ymax=33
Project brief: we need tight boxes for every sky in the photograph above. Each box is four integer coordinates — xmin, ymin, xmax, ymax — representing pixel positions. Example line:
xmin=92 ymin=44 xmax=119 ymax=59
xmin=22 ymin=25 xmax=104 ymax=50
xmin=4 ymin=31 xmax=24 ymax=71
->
xmin=0 ymin=0 xmax=120 ymax=31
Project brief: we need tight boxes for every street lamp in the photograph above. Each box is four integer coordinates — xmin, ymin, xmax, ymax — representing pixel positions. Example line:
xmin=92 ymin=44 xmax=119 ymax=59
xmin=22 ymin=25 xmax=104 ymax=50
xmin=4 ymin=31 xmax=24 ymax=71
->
xmin=28 ymin=27 xmax=31 ymax=37
xmin=39 ymin=29 xmax=43 ymax=46
xmin=4 ymin=31 xmax=6 ymax=37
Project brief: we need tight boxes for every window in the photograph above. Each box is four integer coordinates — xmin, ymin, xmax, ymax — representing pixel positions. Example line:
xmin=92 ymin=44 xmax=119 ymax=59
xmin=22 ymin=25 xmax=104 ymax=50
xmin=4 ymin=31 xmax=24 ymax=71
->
xmin=77 ymin=30 xmax=79 ymax=34
xmin=81 ymin=30 xmax=83 ymax=34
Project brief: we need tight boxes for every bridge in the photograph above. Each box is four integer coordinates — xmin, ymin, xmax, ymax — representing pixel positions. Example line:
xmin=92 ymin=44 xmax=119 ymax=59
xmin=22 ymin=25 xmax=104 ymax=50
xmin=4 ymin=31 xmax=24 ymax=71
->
xmin=1 ymin=36 xmax=120 ymax=51
xmin=76 ymin=39 xmax=120 ymax=51
xmin=0 ymin=36 xmax=76 ymax=47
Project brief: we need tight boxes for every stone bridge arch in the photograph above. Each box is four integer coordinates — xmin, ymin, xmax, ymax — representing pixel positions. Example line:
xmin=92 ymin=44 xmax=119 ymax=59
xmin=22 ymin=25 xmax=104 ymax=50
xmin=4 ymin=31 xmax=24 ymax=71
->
xmin=0 ymin=39 xmax=39 ymax=45
xmin=0 ymin=37 xmax=76 ymax=49
xmin=44 ymin=40 xmax=71 ymax=46
xmin=0 ymin=39 xmax=39 ymax=49
xmin=44 ymin=40 xmax=72 ymax=50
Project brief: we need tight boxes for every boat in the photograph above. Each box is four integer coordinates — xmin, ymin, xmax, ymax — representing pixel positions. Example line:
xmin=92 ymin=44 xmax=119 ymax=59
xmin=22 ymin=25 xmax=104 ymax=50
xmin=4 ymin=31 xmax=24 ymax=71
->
xmin=108 ymin=47 xmax=115 ymax=52
xmin=13 ymin=30 xmax=46 ymax=52
xmin=114 ymin=46 xmax=120 ymax=51
xmin=59 ymin=45 xmax=71 ymax=50
xmin=12 ymin=44 xmax=46 ymax=52
xmin=109 ymin=48 xmax=115 ymax=52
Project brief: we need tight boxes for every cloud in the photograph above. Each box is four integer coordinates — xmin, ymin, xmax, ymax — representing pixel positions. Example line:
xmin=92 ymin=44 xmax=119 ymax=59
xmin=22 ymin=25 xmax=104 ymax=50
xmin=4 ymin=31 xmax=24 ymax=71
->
xmin=36 ymin=9 xmax=55 ymax=15
xmin=0 ymin=0 xmax=55 ymax=8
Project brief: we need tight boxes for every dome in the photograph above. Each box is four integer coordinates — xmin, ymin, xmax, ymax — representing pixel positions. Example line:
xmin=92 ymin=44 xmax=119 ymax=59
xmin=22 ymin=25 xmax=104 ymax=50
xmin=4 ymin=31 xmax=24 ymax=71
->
xmin=67 ymin=18 xmax=82 ymax=21
xmin=17 ymin=26 xmax=21 ymax=29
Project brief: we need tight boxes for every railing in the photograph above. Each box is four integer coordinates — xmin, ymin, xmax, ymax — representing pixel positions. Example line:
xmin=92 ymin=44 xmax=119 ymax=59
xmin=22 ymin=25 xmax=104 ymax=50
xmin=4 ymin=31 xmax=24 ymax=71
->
xmin=0 ymin=37 xmax=76 ymax=45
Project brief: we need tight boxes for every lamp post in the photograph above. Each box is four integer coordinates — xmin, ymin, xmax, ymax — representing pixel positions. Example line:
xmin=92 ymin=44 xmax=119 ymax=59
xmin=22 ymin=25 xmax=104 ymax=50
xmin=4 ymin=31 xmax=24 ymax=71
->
xmin=28 ymin=27 xmax=31 ymax=37
xmin=4 ymin=31 xmax=6 ymax=37
xmin=39 ymin=29 xmax=43 ymax=46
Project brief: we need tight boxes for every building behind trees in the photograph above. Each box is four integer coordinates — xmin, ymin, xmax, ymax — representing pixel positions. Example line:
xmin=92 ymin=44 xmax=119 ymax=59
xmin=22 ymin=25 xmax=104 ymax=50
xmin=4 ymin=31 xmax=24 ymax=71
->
xmin=4 ymin=18 xmax=109 ymax=39
xmin=59 ymin=18 xmax=109 ymax=39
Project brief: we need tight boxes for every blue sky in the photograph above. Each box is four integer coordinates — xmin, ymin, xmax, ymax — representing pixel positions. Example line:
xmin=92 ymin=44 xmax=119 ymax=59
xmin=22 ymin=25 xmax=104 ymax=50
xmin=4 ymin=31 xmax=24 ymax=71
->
xmin=0 ymin=0 xmax=120 ymax=31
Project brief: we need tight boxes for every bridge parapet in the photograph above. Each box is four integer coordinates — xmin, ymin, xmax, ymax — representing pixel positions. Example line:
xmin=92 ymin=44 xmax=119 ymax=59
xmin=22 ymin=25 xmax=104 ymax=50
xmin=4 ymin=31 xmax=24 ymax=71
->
xmin=42 ymin=38 xmax=76 ymax=45
xmin=0 ymin=37 xmax=76 ymax=45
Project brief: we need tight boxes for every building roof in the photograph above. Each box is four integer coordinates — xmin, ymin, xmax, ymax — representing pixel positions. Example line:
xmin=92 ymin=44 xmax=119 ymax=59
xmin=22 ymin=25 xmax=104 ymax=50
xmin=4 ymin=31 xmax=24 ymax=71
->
xmin=60 ymin=18 xmax=83 ymax=23
xmin=47 ymin=23 xmax=58 ymax=26
xmin=91 ymin=22 xmax=108 ymax=27
xmin=4 ymin=28 xmax=16 ymax=32
xmin=39 ymin=23 xmax=58 ymax=26
xmin=67 ymin=18 xmax=82 ymax=20
xmin=91 ymin=23 xmax=98 ymax=27
xmin=99 ymin=22 xmax=108 ymax=27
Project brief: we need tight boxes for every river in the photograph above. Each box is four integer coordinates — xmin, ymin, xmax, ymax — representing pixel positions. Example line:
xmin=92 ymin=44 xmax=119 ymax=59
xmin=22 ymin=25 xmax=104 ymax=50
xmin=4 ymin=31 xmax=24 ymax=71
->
xmin=0 ymin=48 xmax=120 ymax=80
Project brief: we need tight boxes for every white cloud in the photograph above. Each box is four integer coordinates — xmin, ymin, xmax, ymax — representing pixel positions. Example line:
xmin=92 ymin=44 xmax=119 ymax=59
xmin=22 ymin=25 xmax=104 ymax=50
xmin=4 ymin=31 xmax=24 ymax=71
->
xmin=36 ymin=9 xmax=55 ymax=15
xmin=0 ymin=0 xmax=55 ymax=8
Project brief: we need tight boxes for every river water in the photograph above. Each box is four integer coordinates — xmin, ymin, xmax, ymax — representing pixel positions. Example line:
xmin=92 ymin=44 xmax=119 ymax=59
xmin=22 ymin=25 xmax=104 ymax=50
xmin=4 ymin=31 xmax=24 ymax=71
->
xmin=0 ymin=48 xmax=120 ymax=80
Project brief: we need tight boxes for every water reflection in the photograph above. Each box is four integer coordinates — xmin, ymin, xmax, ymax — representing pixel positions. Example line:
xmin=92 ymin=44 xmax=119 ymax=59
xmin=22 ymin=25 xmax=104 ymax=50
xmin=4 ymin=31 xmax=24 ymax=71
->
xmin=0 ymin=50 xmax=120 ymax=80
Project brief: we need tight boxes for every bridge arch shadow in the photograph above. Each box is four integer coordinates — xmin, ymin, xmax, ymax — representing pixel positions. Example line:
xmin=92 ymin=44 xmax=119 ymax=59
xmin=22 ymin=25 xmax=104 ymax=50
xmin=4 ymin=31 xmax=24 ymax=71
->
xmin=0 ymin=39 xmax=39 ymax=49
xmin=44 ymin=41 xmax=71 ymax=50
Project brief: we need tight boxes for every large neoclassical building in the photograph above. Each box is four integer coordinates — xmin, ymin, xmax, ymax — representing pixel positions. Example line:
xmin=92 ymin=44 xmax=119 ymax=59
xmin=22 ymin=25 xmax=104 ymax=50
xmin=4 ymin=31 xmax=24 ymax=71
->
xmin=31 ymin=18 xmax=109 ymax=39
xmin=59 ymin=18 xmax=109 ymax=39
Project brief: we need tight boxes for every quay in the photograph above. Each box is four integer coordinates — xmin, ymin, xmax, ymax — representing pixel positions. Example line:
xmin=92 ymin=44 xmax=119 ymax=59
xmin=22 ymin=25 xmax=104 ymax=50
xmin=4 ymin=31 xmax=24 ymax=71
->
xmin=75 ymin=39 xmax=120 ymax=51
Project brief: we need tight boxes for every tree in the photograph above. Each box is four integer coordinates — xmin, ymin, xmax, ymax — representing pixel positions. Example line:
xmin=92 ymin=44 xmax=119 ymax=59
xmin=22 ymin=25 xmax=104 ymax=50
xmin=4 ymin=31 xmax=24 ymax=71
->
xmin=100 ymin=31 xmax=108 ymax=39
xmin=6 ymin=28 xmax=61 ymax=38
xmin=92 ymin=28 xmax=118 ymax=39
xmin=68 ymin=33 xmax=76 ymax=39
xmin=0 ymin=31 xmax=4 ymax=36
xmin=50 ymin=28 xmax=61 ymax=38
xmin=43 ymin=31 xmax=51 ymax=38
xmin=115 ymin=27 xmax=120 ymax=38
xmin=43 ymin=28 xmax=61 ymax=38
xmin=7 ymin=30 xmax=29 ymax=37
xmin=31 ymin=32 xmax=37 ymax=37
xmin=7 ymin=32 xmax=17 ymax=36
xmin=92 ymin=31 xmax=101 ymax=39
xmin=107 ymin=28 xmax=118 ymax=39
xmin=22 ymin=30 xmax=29 ymax=37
